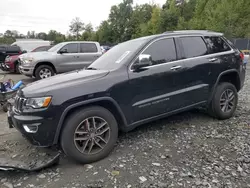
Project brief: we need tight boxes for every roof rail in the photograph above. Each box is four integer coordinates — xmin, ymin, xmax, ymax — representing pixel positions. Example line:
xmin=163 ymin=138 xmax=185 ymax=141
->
xmin=163 ymin=30 xmax=223 ymax=35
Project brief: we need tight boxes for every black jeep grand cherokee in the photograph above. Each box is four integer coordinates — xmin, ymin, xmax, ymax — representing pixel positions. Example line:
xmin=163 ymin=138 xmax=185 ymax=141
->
xmin=8 ymin=30 xmax=246 ymax=163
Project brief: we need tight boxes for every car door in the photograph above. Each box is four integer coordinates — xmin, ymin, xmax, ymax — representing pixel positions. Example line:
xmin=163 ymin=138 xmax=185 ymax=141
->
xmin=56 ymin=43 xmax=79 ymax=73
xmin=127 ymin=38 xmax=186 ymax=123
xmin=176 ymin=36 xmax=217 ymax=105
xmin=78 ymin=43 xmax=102 ymax=69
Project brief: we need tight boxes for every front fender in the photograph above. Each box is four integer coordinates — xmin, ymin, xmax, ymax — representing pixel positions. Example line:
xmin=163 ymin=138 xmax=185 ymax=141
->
xmin=52 ymin=97 xmax=128 ymax=145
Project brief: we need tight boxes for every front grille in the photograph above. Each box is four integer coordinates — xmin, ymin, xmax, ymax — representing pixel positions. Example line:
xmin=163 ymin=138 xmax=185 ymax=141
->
xmin=14 ymin=96 xmax=27 ymax=112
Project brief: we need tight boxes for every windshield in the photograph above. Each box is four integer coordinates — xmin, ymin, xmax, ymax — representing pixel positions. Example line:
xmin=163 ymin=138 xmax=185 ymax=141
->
xmin=48 ymin=43 xmax=65 ymax=52
xmin=88 ymin=38 xmax=149 ymax=70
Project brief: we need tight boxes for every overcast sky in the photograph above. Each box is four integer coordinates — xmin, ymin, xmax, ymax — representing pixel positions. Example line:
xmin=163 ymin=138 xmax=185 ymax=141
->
xmin=0 ymin=0 xmax=166 ymax=35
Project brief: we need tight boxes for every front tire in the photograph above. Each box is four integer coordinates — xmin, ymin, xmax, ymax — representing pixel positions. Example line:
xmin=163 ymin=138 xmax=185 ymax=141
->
xmin=61 ymin=106 xmax=118 ymax=164
xmin=15 ymin=61 xmax=20 ymax=74
xmin=208 ymin=82 xmax=238 ymax=120
xmin=35 ymin=65 xmax=55 ymax=80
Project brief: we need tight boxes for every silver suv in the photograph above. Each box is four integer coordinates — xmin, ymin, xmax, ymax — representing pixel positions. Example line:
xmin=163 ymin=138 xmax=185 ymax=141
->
xmin=19 ymin=41 xmax=102 ymax=80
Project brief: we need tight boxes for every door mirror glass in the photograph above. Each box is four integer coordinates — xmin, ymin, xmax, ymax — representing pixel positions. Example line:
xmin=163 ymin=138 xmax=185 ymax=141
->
xmin=59 ymin=48 xmax=68 ymax=54
xmin=133 ymin=54 xmax=152 ymax=70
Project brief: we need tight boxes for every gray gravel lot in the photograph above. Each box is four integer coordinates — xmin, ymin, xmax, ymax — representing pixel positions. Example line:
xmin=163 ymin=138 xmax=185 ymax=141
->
xmin=0 ymin=68 xmax=250 ymax=188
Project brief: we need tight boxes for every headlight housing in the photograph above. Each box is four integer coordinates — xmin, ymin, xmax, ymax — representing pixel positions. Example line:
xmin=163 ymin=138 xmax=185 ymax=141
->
xmin=26 ymin=96 xmax=52 ymax=109
xmin=5 ymin=56 xmax=12 ymax=62
xmin=21 ymin=57 xmax=35 ymax=64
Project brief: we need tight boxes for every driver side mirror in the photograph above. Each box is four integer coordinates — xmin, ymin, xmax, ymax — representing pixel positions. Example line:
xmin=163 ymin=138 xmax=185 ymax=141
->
xmin=22 ymin=50 xmax=27 ymax=54
xmin=59 ymin=48 xmax=68 ymax=54
xmin=132 ymin=54 xmax=152 ymax=71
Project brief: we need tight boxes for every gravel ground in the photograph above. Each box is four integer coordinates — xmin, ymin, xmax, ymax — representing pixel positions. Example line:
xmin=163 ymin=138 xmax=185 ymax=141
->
xmin=0 ymin=67 xmax=250 ymax=188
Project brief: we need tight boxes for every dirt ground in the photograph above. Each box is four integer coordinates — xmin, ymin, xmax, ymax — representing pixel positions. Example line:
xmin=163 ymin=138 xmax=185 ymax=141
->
xmin=1 ymin=67 xmax=250 ymax=188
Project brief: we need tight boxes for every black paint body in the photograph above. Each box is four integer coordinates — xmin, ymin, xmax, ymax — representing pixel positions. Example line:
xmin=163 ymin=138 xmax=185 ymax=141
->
xmin=8 ymin=31 xmax=246 ymax=147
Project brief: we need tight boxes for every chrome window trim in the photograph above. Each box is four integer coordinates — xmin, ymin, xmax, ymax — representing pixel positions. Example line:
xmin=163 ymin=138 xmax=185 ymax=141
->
xmin=129 ymin=35 xmax=234 ymax=72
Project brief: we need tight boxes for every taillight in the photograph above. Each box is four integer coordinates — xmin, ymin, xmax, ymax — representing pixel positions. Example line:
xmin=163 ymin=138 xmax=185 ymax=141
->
xmin=240 ymin=52 xmax=244 ymax=61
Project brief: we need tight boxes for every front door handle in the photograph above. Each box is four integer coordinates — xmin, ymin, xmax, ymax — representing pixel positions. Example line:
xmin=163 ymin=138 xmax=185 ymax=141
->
xmin=74 ymin=56 xmax=80 ymax=58
xmin=209 ymin=58 xmax=218 ymax=62
xmin=170 ymin=65 xmax=182 ymax=71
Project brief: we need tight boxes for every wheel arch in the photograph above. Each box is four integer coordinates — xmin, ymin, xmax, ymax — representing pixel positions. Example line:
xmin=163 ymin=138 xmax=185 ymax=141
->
xmin=53 ymin=97 xmax=128 ymax=145
xmin=33 ymin=61 xmax=56 ymax=76
xmin=209 ymin=69 xmax=241 ymax=103
xmin=14 ymin=60 xmax=20 ymax=72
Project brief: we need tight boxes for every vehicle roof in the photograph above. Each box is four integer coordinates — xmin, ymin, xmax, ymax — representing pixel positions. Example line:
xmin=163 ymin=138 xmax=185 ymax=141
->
xmin=12 ymin=41 xmax=50 ymax=44
xmin=59 ymin=41 xmax=100 ymax=45
xmin=139 ymin=30 xmax=224 ymax=42
xmin=162 ymin=30 xmax=223 ymax=36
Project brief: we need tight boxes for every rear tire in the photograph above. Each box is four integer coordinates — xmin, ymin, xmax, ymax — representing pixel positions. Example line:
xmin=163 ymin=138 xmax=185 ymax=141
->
xmin=61 ymin=106 xmax=118 ymax=164
xmin=208 ymin=82 xmax=238 ymax=120
xmin=35 ymin=65 xmax=55 ymax=80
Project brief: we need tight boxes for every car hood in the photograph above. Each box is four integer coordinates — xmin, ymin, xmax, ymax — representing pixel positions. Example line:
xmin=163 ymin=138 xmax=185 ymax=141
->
xmin=19 ymin=51 xmax=53 ymax=59
xmin=21 ymin=69 xmax=110 ymax=97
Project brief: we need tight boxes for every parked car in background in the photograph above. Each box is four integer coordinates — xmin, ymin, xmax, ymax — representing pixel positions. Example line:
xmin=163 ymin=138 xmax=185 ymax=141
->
xmin=242 ymin=50 xmax=249 ymax=65
xmin=11 ymin=40 xmax=51 ymax=52
xmin=19 ymin=41 xmax=102 ymax=80
xmin=101 ymin=45 xmax=111 ymax=53
xmin=3 ymin=45 xmax=53 ymax=73
xmin=0 ymin=45 xmax=23 ymax=63
xmin=8 ymin=30 xmax=246 ymax=164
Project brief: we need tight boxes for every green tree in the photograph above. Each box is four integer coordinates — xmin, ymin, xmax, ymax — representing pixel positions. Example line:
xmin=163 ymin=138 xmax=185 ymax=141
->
xmin=69 ymin=17 xmax=84 ymax=40
xmin=109 ymin=0 xmax=134 ymax=42
xmin=37 ymin=32 xmax=47 ymax=40
xmin=96 ymin=21 xmax=114 ymax=45
xmin=147 ymin=5 xmax=162 ymax=34
xmin=131 ymin=4 xmax=153 ymax=38
xmin=81 ymin=23 xmax=95 ymax=41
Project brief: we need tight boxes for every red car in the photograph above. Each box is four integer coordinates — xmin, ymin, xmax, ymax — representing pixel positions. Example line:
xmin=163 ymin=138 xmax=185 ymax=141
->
xmin=4 ymin=45 xmax=52 ymax=73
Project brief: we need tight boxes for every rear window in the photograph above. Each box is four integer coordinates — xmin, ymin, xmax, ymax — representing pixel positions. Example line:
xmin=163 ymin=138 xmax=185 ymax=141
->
xmin=80 ymin=43 xmax=97 ymax=53
xmin=204 ymin=36 xmax=231 ymax=54
xmin=180 ymin=37 xmax=208 ymax=58
xmin=7 ymin=46 xmax=21 ymax=53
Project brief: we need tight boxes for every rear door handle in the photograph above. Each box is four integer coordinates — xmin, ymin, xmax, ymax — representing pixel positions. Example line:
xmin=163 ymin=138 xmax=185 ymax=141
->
xmin=170 ymin=65 xmax=182 ymax=71
xmin=209 ymin=58 xmax=218 ymax=62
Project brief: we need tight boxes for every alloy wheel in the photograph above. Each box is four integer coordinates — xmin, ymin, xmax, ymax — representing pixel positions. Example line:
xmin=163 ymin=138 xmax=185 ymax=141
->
xmin=39 ymin=68 xmax=52 ymax=79
xmin=220 ymin=89 xmax=235 ymax=113
xmin=74 ymin=116 xmax=111 ymax=155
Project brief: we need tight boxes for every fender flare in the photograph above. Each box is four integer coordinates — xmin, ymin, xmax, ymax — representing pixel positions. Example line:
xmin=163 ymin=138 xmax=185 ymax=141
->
xmin=208 ymin=69 xmax=240 ymax=103
xmin=53 ymin=97 xmax=128 ymax=145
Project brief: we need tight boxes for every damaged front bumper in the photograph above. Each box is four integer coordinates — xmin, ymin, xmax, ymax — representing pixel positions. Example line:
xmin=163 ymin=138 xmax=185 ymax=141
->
xmin=0 ymin=153 xmax=60 ymax=172
xmin=7 ymin=107 xmax=59 ymax=147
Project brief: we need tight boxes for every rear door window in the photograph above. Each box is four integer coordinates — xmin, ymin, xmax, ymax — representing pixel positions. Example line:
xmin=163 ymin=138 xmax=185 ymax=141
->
xmin=80 ymin=43 xmax=97 ymax=53
xmin=142 ymin=38 xmax=177 ymax=65
xmin=61 ymin=43 xmax=78 ymax=53
xmin=180 ymin=37 xmax=208 ymax=58
xmin=204 ymin=36 xmax=231 ymax=54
